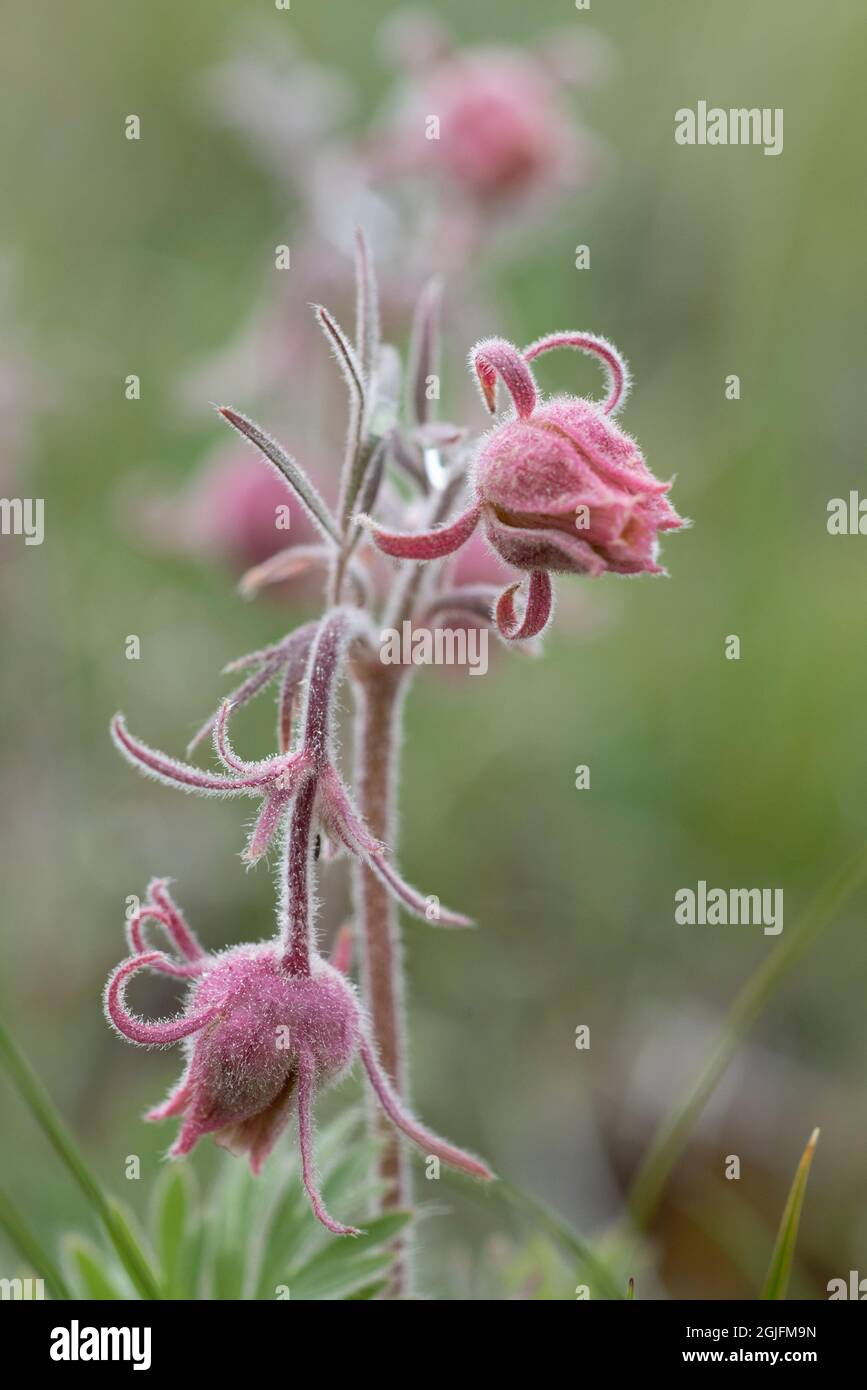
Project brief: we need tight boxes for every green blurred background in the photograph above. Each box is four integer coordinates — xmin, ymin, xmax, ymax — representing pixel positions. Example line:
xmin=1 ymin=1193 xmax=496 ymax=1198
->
xmin=1 ymin=0 xmax=866 ymax=1298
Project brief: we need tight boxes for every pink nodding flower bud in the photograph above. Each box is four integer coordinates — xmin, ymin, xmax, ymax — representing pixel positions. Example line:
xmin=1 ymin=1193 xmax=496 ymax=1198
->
xmin=362 ymin=332 xmax=684 ymax=640
xmin=105 ymin=886 xmax=492 ymax=1236
xmin=475 ymin=395 xmax=682 ymax=579
xmin=474 ymin=333 xmax=683 ymax=579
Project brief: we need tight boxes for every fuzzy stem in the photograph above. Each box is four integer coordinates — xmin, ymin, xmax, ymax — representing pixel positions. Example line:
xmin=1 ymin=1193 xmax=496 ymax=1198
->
xmin=303 ymin=610 xmax=347 ymax=764
xmin=351 ymin=655 xmax=411 ymax=1296
xmin=284 ymin=608 xmax=368 ymax=974
xmin=281 ymin=776 xmax=318 ymax=977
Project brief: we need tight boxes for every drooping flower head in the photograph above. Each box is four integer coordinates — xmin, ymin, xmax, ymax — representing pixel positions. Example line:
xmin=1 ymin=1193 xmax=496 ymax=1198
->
xmin=361 ymin=332 xmax=684 ymax=639
xmin=106 ymin=884 xmax=490 ymax=1236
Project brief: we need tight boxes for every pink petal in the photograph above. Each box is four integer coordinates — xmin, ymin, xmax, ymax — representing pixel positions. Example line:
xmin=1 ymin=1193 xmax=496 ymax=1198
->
xmin=482 ymin=509 xmax=607 ymax=576
xmin=215 ymin=1075 xmax=298 ymax=1175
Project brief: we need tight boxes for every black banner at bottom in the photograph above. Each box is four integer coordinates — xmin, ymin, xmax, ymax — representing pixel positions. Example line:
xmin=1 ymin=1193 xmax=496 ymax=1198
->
xmin=4 ymin=1297 xmax=863 ymax=1373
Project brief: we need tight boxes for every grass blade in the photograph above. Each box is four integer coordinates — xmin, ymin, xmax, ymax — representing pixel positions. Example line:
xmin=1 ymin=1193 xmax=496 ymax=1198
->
xmin=626 ymin=844 xmax=867 ymax=1229
xmin=152 ymin=1165 xmax=197 ymax=1299
xmin=0 ymin=1185 xmax=72 ymax=1300
xmin=65 ymin=1237 xmax=125 ymax=1300
xmin=0 ymin=1012 xmax=160 ymax=1299
xmin=761 ymin=1128 xmax=820 ymax=1300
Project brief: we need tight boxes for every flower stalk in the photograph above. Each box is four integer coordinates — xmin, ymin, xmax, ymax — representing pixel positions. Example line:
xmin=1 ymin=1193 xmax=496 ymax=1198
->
xmin=106 ymin=224 xmax=679 ymax=1295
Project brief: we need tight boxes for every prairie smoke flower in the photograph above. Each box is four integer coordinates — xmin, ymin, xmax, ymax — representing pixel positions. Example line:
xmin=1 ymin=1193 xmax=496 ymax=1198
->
xmin=105 ymin=882 xmax=490 ymax=1235
xmin=103 ymin=229 xmax=678 ymax=1268
xmin=362 ymin=332 xmax=684 ymax=640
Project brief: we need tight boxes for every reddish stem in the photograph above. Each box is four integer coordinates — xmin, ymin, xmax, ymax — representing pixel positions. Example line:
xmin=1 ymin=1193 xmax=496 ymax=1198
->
xmin=303 ymin=609 xmax=349 ymax=764
xmin=281 ymin=776 xmax=318 ymax=977
xmin=283 ymin=609 xmax=358 ymax=975
xmin=351 ymin=655 xmax=411 ymax=1295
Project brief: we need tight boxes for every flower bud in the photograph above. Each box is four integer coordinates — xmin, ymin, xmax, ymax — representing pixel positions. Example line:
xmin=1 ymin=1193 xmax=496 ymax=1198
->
xmin=476 ymin=396 xmax=682 ymax=577
xmin=167 ymin=946 xmax=359 ymax=1170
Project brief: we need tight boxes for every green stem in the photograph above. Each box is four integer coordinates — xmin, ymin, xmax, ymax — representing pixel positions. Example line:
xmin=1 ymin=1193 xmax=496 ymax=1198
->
xmin=626 ymin=844 xmax=867 ymax=1230
xmin=0 ymin=1013 xmax=161 ymax=1299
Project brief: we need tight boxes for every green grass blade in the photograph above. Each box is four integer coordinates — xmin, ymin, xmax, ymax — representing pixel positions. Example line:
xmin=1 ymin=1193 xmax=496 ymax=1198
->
xmin=65 ymin=1237 xmax=125 ymax=1300
xmin=152 ymin=1166 xmax=197 ymax=1298
xmin=761 ymin=1128 xmax=820 ymax=1301
xmin=0 ymin=1185 xmax=72 ymax=1300
xmin=0 ymin=1012 xmax=161 ymax=1299
xmin=626 ymin=845 xmax=867 ymax=1229
xmin=346 ymin=1279 xmax=389 ymax=1300
xmin=206 ymin=1161 xmax=257 ymax=1301
xmin=253 ymin=1174 xmax=311 ymax=1299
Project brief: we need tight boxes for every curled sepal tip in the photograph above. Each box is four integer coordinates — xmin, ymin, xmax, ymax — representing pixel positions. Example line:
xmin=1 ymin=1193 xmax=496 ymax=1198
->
xmin=495 ymin=570 xmax=554 ymax=641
